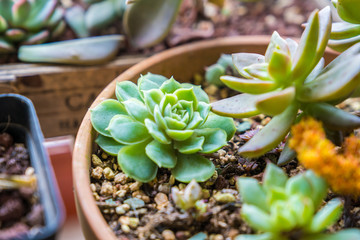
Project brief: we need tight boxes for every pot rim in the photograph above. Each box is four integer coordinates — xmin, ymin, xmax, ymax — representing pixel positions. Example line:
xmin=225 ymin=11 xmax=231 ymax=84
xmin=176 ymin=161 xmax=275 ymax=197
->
xmin=72 ymin=35 xmax=338 ymax=239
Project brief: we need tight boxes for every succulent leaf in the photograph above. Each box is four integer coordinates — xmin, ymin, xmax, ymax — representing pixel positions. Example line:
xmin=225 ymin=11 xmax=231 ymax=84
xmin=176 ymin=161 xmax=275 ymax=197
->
xmin=172 ymin=153 xmax=215 ymax=183
xmin=268 ymin=49 xmax=291 ymax=85
xmin=211 ymin=94 xmax=260 ymax=118
xmin=237 ymin=178 xmax=268 ymax=212
xmin=145 ymin=140 xmax=177 ymax=168
xmin=238 ymin=103 xmax=298 ymax=158
xmin=25 ymin=0 xmax=57 ymax=30
xmin=0 ymin=16 xmax=8 ymax=33
xmin=328 ymin=35 xmax=360 ymax=52
xmin=265 ymin=31 xmax=289 ymax=62
xmin=18 ymin=35 xmax=124 ymax=65
xmin=221 ymin=76 xmax=277 ymax=94
xmin=334 ymin=0 xmax=360 ymax=24
xmin=65 ymin=5 xmax=89 ymax=38
xmin=11 ymin=0 xmax=31 ymax=27
xmin=263 ymin=163 xmax=288 ymax=191
xmin=144 ymin=118 xmax=171 ymax=144
xmin=255 ymin=87 xmax=295 ymax=116
xmin=123 ymin=0 xmax=183 ymax=48
xmin=305 ymin=229 xmax=360 ymax=240
xmin=85 ymin=0 xmax=117 ymax=32
xmin=123 ymin=98 xmax=152 ymax=123
xmin=199 ymin=112 xmax=236 ymax=141
xmin=330 ymin=22 xmax=360 ymax=40
xmin=0 ymin=37 xmax=15 ymax=53
xmin=243 ymin=63 xmax=271 ymax=81
xmin=235 ymin=233 xmax=275 ymax=240
xmin=138 ymin=73 xmax=168 ymax=93
xmin=95 ymin=134 xmax=124 ymax=156
xmin=232 ymin=53 xmax=265 ymax=78
xmin=174 ymin=135 xmax=205 ymax=154
xmin=182 ymin=83 xmax=210 ymax=104
xmin=195 ymin=128 xmax=227 ymax=153
xmin=241 ymin=204 xmax=273 ymax=232
xmin=118 ymin=142 xmax=158 ymax=182
xmin=116 ymin=81 xmax=142 ymax=102
xmin=90 ymin=99 xmax=127 ymax=137
xmin=304 ymin=171 xmax=328 ymax=209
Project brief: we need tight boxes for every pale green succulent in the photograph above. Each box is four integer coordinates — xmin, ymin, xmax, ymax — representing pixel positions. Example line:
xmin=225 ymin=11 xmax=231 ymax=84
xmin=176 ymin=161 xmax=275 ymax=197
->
xmin=0 ymin=0 xmax=65 ymax=53
xmin=91 ymin=73 xmax=235 ymax=183
xmin=211 ymin=7 xmax=360 ymax=164
xmin=205 ymin=54 xmax=236 ymax=86
xmin=236 ymin=163 xmax=360 ymax=240
xmin=171 ymin=179 xmax=203 ymax=210
xmin=328 ymin=0 xmax=360 ymax=52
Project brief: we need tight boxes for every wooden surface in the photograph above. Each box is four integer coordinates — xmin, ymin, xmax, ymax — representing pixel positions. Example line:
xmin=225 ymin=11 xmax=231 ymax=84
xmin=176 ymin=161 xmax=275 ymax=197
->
xmin=72 ymin=35 xmax=339 ymax=240
xmin=0 ymin=55 xmax=145 ymax=137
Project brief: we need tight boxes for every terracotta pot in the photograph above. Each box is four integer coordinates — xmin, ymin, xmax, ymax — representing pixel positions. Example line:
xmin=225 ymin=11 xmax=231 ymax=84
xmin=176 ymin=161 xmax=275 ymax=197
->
xmin=72 ymin=36 xmax=339 ymax=240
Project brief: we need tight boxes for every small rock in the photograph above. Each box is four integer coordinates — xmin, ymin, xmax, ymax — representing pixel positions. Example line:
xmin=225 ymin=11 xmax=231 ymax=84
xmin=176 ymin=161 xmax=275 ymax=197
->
xmin=124 ymin=197 xmax=145 ymax=209
xmin=114 ymin=172 xmax=128 ymax=184
xmin=90 ymin=183 xmax=96 ymax=192
xmin=158 ymin=183 xmax=171 ymax=194
xmin=154 ymin=193 xmax=168 ymax=210
xmin=121 ymin=224 xmax=131 ymax=233
xmin=169 ymin=175 xmax=175 ymax=185
xmin=209 ymin=234 xmax=224 ymax=240
xmin=162 ymin=229 xmax=176 ymax=240
xmin=115 ymin=189 xmax=127 ymax=198
xmin=91 ymin=166 xmax=103 ymax=180
xmin=103 ymin=167 xmax=115 ymax=180
xmin=214 ymin=192 xmax=236 ymax=203
xmin=128 ymin=217 xmax=140 ymax=228
xmin=100 ymin=182 xmax=114 ymax=196
xmin=204 ymin=84 xmax=218 ymax=95
xmin=101 ymin=152 xmax=108 ymax=160
xmin=129 ymin=181 xmax=142 ymax=191
xmin=25 ymin=167 xmax=35 ymax=176
xmin=91 ymin=154 xmax=103 ymax=167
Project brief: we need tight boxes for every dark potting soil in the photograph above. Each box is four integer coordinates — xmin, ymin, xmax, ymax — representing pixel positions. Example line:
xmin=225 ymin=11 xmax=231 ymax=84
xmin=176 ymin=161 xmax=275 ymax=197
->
xmin=0 ymin=133 xmax=44 ymax=240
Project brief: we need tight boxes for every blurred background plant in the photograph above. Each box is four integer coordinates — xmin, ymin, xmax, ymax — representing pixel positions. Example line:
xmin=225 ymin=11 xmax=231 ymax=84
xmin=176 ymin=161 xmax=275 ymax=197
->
xmin=211 ymin=7 xmax=360 ymax=164
xmin=328 ymin=0 xmax=360 ymax=52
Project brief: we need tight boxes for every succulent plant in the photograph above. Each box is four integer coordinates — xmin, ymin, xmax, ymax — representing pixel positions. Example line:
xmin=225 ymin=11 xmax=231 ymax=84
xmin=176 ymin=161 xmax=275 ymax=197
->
xmin=91 ymin=73 xmax=235 ymax=183
xmin=0 ymin=0 xmax=66 ymax=53
xmin=328 ymin=0 xmax=360 ymax=52
xmin=211 ymin=7 xmax=360 ymax=164
xmin=205 ymin=54 xmax=237 ymax=86
xmin=65 ymin=0 xmax=127 ymax=38
xmin=171 ymin=179 xmax=203 ymax=210
xmin=236 ymin=163 xmax=360 ymax=240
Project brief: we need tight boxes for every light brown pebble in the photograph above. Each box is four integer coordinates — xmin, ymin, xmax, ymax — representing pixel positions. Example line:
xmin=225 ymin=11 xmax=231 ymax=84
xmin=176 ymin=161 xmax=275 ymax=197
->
xmin=128 ymin=217 xmax=140 ymax=228
xmin=90 ymin=183 xmax=96 ymax=192
xmin=220 ymin=89 xmax=228 ymax=99
xmin=154 ymin=193 xmax=169 ymax=210
xmin=114 ymin=172 xmax=128 ymax=184
xmin=162 ymin=229 xmax=176 ymax=240
xmin=121 ymin=224 xmax=131 ymax=233
xmin=214 ymin=193 xmax=236 ymax=203
xmin=91 ymin=166 xmax=103 ymax=179
xmin=204 ymin=84 xmax=218 ymax=95
xmin=158 ymin=183 xmax=171 ymax=194
xmin=92 ymin=192 xmax=100 ymax=201
xmin=228 ymin=229 xmax=239 ymax=239
xmin=116 ymin=189 xmax=127 ymax=198
xmin=100 ymin=182 xmax=115 ymax=196
xmin=209 ymin=234 xmax=224 ymax=240
xmin=130 ymin=181 xmax=142 ymax=191
xmin=202 ymin=189 xmax=210 ymax=199
xmin=103 ymin=167 xmax=115 ymax=180
xmin=169 ymin=175 xmax=175 ymax=185
xmin=92 ymin=154 xmax=103 ymax=167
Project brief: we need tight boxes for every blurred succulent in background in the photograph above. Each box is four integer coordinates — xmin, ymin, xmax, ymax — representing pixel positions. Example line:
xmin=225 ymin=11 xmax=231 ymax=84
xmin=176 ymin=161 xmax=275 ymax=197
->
xmin=91 ymin=73 xmax=235 ymax=183
xmin=0 ymin=0 xmax=66 ymax=53
xmin=236 ymin=163 xmax=360 ymax=240
xmin=211 ymin=7 xmax=360 ymax=164
xmin=290 ymin=117 xmax=360 ymax=198
xmin=328 ymin=0 xmax=360 ymax=52
xmin=171 ymin=179 xmax=203 ymax=210
xmin=205 ymin=54 xmax=238 ymax=86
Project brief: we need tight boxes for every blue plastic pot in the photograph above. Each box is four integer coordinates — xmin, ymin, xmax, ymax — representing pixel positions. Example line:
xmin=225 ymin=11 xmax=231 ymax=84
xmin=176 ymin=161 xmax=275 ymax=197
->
xmin=0 ymin=93 xmax=65 ymax=240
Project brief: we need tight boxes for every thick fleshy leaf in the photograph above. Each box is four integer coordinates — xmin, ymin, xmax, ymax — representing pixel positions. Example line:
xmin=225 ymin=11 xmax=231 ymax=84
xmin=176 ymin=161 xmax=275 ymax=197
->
xmin=0 ymin=38 xmax=15 ymax=53
xmin=221 ymin=76 xmax=277 ymax=94
xmin=241 ymin=204 xmax=272 ymax=232
xmin=118 ymin=142 xmax=158 ymax=182
xmin=0 ymin=0 xmax=13 ymax=21
xmin=174 ymin=135 xmax=205 ymax=154
xmin=65 ymin=5 xmax=89 ymax=38
xmin=308 ymin=198 xmax=343 ymax=233
xmin=153 ymin=105 xmax=167 ymax=130
xmin=95 ymin=134 xmax=124 ymax=156
xmin=291 ymin=10 xmax=319 ymax=83
xmin=211 ymin=94 xmax=260 ymax=118
xmin=195 ymin=128 xmax=227 ymax=153
xmin=335 ymin=0 xmax=360 ymax=24
xmin=328 ymin=35 xmax=360 ymax=52
xmin=289 ymin=195 xmax=315 ymax=227
xmin=18 ymin=35 xmax=124 ymax=65
xmin=305 ymin=102 xmax=360 ymax=130
xmin=172 ymin=153 xmax=215 ymax=182
xmin=286 ymin=38 xmax=298 ymax=57
xmin=47 ymin=6 xmax=64 ymax=28
xmin=123 ymin=98 xmax=152 ymax=123
xmin=182 ymin=83 xmax=210 ymax=104
xmin=143 ymin=89 xmax=164 ymax=113
xmin=315 ymin=7 xmax=332 ymax=58
xmin=51 ymin=20 xmax=66 ymax=39
xmin=90 ymin=99 xmax=127 ymax=137
xmin=160 ymin=77 xmax=182 ymax=93
xmin=116 ymin=81 xmax=142 ymax=102
xmin=108 ymin=115 xmax=150 ymax=144
xmin=123 ymin=0 xmax=182 ymax=47
xmin=232 ymin=53 xmax=265 ymax=78
xmin=5 ymin=29 xmax=26 ymax=42
xmin=243 ymin=63 xmax=271 ymax=81
xmin=200 ymin=112 xmax=235 ymax=141
xmin=235 ymin=233 xmax=274 ymax=240
xmin=0 ymin=16 xmax=8 ymax=33
xmin=166 ymin=129 xmax=193 ymax=141
xmin=305 ymin=229 xmax=360 ymax=240
xmin=277 ymin=138 xmax=296 ymax=166
xmin=237 ymin=178 xmax=268 ymax=212
xmin=186 ymin=112 xmax=203 ymax=130
xmin=144 ymin=119 xmax=170 ymax=144
xmin=205 ymin=64 xmax=226 ymax=86
xmin=330 ymin=22 xmax=360 ymax=40
xmin=165 ymin=116 xmax=186 ymax=130
xmin=197 ymin=102 xmax=211 ymax=121
xmin=268 ymin=49 xmax=291 ymax=85
xmin=25 ymin=0 xmax=57 ymax=30
xmin=255 ymin=87 xmax=295 ymax=116
xmin=85 ymin=0 xmax=117 ymax=31
xmin=138 ymin=73 xmax=168 ymax=93
xmin=304 ymin=171 xmax=328 ymax=209
xmin=23 ymin=30 xmax=49 ymax=45
xmin=285 ymin=174 xmax=312 ymax=198
xmin=11 ymin=0 xmax=30 ymax=27
xmin=174 ymin=88 xmax=198 ymax=109
xmin=297 ymin=55 xmax=360 ymax=102
xmin=238 ymin=103 xmax=298 ymax=158
xmin=160 ymin=94 xmax=177 ymax=113
xmin=265 ymin=31 xmax=289 ymax=62
xmin=145 ymin=140 xmax=177 ymax=168
xmin=304 ymin=58 xmax=325 ymax=83
xmin=263 ymin=163 xmax=288 ymax=191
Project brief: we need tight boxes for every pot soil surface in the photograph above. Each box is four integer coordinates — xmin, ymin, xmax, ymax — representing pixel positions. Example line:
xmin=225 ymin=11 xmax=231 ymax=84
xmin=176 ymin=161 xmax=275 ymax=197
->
xmin=89 ymin=77 xmax=360 ymax=240
xmin=0 ymin=132 xmax=44 ymax=240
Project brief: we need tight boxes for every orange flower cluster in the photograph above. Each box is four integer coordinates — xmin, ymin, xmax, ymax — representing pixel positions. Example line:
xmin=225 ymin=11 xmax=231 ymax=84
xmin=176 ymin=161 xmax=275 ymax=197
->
xmin=289 ymin=117 xmax=360 ymax=197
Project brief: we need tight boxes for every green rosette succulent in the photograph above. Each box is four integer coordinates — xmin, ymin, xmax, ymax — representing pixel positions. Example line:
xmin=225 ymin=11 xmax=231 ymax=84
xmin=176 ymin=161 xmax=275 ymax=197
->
xmin=91 ymin=73 xmax=236 ymax=183
xmin=211 ymin=7 xmax=360 ymax=163
xmin=328 ymin=0 xmax=360 ymax=52
xmin=205 ymin=54 xmax=237 ymax=86
xmin=236 ymin=163 xmax=360 ymax=240
xmin=0 ymin=0 xmax=65 ymax=53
